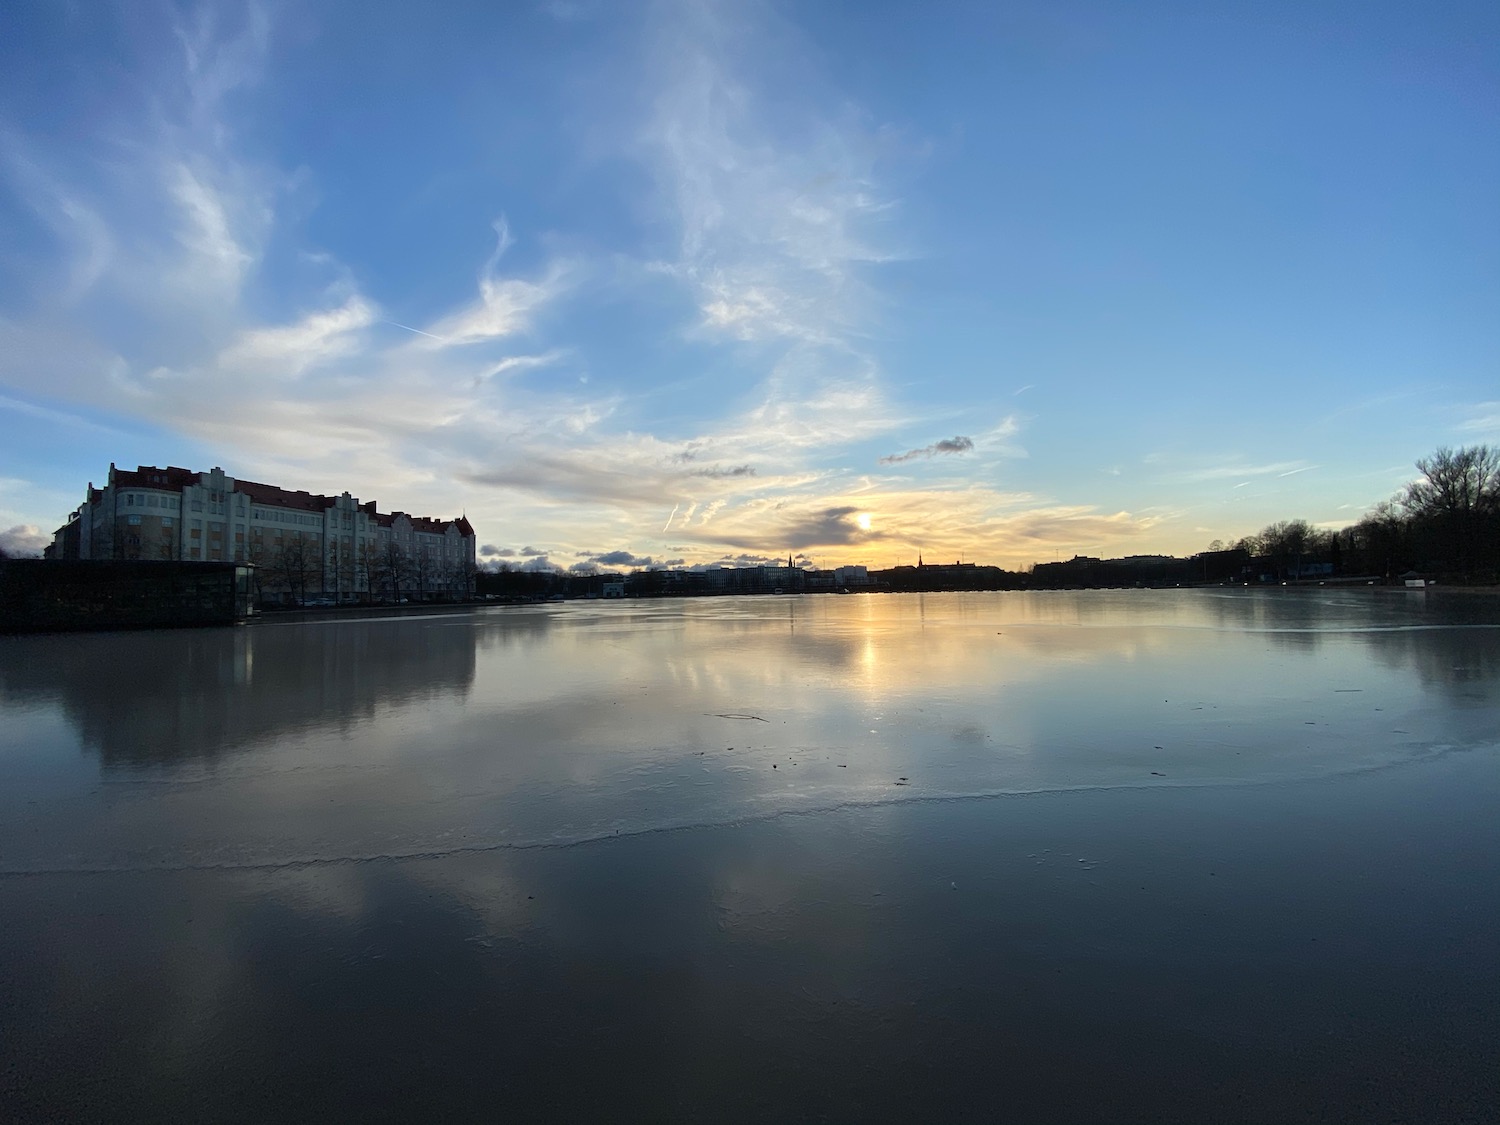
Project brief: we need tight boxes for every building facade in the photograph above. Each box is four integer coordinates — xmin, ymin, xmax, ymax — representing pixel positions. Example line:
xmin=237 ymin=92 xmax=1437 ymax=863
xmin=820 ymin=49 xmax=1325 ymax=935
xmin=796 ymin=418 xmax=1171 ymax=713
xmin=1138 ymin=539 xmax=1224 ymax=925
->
xmin=48 ymin=464 xmax=476 ymax=604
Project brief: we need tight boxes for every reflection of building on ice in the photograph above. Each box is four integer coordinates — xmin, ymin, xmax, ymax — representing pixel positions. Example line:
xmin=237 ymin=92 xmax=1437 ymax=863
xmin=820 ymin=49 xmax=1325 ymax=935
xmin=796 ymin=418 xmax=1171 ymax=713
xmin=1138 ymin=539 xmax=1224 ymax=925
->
xmin=47 ymin=463 xmax=476 ymax=604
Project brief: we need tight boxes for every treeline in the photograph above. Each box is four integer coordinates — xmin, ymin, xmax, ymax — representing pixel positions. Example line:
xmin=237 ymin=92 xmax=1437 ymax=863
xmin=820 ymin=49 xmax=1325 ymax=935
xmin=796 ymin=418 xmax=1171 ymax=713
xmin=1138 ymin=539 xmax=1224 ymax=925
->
xmin=1221 ymin=445 xmax=1500 ymax=584
xmin=249 ymin=537 xmax=477 ymax=606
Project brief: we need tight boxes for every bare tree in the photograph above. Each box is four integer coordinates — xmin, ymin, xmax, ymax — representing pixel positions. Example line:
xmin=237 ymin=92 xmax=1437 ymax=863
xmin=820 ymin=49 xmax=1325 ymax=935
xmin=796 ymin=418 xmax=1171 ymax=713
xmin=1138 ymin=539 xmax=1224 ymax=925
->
xmin=247 ymin=541 xmax=276 ymax=607
xmin=411 ymin=547 xmax=432 ymax=601
xmin=357 ymin=541 xmax=380 ymax=602
xmin=1402 ymin=445 xmax=1500 ymax=579
xmin=277 ymin=537 xmax=319 ymax=606
xmin=457 ymin=559 xmax=478 ymax=600
xmin=373 ymin=539 xmax=410 ymax=603
xmin=327 ymin=538 xmax=357 ymax=603
xmin=1404 ymin=445 xmax=1500 ymax=520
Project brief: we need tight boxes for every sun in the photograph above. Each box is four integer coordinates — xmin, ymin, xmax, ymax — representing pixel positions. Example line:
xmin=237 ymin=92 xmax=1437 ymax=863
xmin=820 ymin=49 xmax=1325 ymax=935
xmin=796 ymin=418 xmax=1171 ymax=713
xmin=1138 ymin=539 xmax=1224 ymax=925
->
xmin=856 ymin=512 xmax=872 ymax=531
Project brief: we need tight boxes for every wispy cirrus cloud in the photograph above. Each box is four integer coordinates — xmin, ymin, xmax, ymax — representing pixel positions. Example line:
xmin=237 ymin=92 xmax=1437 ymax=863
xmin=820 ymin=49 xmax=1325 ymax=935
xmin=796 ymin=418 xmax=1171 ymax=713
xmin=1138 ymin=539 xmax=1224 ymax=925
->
xmin=644 ymin=4 xmax=896 ymax=347
xmin=1458 ymin=401 xmax=1500 ymax=439
xmin=168 ymin=161 xmax=262 ymax=295
xmin=217 ymin=295 xmax=377 ymax=378
xmin=0 ymin=146 xmax=115 ymax=301
xmin=1177 ymin=460 xmax=1318 ymax=483
xmin=418 ymin=220 xmax=574 ymax=347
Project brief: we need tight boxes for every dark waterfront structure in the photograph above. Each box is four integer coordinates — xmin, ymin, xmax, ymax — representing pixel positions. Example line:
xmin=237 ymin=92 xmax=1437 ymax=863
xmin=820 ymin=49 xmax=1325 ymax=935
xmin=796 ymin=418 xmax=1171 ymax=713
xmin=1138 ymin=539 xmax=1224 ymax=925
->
xmin=0 ymin=559 xmax=256 ymax=633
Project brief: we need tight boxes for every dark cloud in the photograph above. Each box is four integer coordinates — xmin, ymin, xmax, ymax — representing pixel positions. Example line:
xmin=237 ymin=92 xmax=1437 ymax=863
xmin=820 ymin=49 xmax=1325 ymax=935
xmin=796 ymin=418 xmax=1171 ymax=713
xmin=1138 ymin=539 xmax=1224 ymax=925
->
xmin=1005 ymin=510 xmax=1149 ymax=542
xmin=879 ymin=435 xmax=974 ymax=465
xmin=461 ymin=454 xmax=677 ymax=507
xmin=518 ymin=545 xmax=546 ymax=557
xmin=691 ymin=464 xmax=756 ymax=479
xmin=694 ymin=507 xmax=882 ymax=552
xmin=679 ymin=553 xmax=784 ymax=572
xmin=590 ymin=550 xmax=656 ymax=567
xmin=479 ymin=543 xmax=508 ymax=557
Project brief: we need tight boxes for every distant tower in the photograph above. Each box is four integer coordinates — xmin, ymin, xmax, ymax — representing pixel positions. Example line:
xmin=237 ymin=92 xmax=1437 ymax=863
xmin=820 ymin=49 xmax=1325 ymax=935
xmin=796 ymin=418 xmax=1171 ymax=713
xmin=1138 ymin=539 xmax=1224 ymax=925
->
xmin=787 ymin=553 xmax=792 ymax=569
xmin=918 ymin=554 xmax=924 ymax=568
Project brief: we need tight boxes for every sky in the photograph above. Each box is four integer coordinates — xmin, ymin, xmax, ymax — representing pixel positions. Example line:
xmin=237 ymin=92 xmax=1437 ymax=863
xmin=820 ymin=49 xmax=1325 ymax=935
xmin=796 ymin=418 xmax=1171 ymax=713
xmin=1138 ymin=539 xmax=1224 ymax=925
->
xmin=1 ymin=0 xmax=1496 ymax=570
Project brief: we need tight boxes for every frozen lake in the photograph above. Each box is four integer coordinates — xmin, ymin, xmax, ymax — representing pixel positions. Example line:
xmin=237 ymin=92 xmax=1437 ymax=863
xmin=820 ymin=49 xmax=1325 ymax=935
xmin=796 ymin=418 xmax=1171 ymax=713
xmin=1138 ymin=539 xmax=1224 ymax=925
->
xmin=2 ymin=590 xmax=1498 ymax=1121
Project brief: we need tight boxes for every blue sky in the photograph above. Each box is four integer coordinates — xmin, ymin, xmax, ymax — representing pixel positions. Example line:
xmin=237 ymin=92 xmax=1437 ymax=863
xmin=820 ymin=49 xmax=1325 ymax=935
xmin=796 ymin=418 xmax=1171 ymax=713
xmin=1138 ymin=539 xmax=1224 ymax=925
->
xmin=1 ymin=0 xmax=1496 ymax=569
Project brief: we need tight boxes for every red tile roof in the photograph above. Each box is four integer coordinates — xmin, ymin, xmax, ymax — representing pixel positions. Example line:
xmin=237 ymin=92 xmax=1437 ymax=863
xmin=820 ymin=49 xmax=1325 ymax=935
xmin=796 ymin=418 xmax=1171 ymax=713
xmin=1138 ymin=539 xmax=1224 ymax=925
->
xmin=101 ymin=465 xmax=473 ymax=539
xmin=114 ymin=465 xmax=200 ymax=491
xmin=236 ymin=479 xmax=332 ymax=513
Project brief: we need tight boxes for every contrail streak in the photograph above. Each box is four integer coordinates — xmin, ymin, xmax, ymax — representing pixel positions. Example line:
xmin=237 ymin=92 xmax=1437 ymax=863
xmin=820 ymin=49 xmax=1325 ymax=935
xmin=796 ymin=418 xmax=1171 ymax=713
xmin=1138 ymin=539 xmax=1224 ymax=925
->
xmin=662 ymin=502 xmax=680 ymax=533
xmin=383 ymin=319 xmax=446 ymax=342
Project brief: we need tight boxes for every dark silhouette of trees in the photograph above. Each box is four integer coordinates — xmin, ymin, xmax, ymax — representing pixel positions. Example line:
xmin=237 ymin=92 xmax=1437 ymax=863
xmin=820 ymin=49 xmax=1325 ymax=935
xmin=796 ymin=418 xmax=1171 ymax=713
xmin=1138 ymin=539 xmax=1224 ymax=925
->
xmin=1254 ymin=519 xmax=1330 ymax=580
xmin=411 ymin=546 xmax=433 ymax=601
xmin=1401 ymin=445 xmax=1500 ymax=578
xmin=372 ymin=539 xmax=411 ymax=603
xmin=1216 ymin=445 xmax=1499 ymax=584
xmin=327 ymin=538 xmax=356 ymax=603
xmin=1405 ymin=445 xmax=1500 ymax=519
xmin=276 ymin=537 xmax=319 ymax=606
xmin=453 ymin=559 xmax=478 ymax=600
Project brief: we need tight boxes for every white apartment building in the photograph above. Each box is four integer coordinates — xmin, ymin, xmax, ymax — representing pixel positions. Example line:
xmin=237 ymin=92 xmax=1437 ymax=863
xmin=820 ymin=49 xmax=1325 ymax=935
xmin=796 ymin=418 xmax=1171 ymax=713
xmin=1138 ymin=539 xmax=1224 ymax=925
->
xmin=49 ymin=464 xmax=477 ymax=603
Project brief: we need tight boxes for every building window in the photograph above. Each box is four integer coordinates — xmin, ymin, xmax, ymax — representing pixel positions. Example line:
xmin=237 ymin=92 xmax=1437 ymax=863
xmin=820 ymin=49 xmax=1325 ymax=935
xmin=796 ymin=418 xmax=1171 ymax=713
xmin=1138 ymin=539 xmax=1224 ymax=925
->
xmin=127 ymin=514 xmax=142 ymax=525
xmin=190 ymin=528 xmax=201 ymax=539
xmin=126 ymin=495 xmax=134 ymax=506
xmin=163 ymin=517 xmax=173 ymax=527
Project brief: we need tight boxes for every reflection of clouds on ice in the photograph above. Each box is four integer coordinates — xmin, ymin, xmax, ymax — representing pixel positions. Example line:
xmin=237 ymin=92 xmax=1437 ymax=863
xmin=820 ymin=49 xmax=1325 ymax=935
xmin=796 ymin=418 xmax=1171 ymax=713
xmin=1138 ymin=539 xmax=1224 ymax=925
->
xmin=0 ymin=592 xmax=1496 ymax=876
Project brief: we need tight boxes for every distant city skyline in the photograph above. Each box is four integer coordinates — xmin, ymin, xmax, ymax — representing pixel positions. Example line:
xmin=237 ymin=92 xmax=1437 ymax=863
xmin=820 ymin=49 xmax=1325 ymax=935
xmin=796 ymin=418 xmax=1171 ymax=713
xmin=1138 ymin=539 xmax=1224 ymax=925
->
xmin=2 ymin=1 xmax=1496 ymax=568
